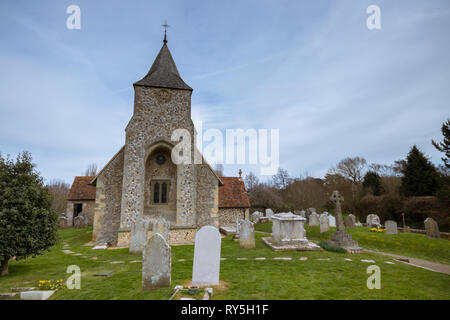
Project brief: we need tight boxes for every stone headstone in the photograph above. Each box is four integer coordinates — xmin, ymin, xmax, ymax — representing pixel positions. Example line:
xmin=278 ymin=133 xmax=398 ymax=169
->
xmin=192 ymin=226 xmax=221 ymax=286
xmin=348 ymin=214 xmax=356 ymax=224
xmin=344 ymin=215 xmax=354 ymax=228
xmin=73 ymin=215 xmax=87 ymax=228
xmin=424 ymin=217 xmax=440 ymax=239
xmin=298 ymin=210 xmax=306 ymax=218
xmin=308 ymin=208 xmax=317 ymax=214
xmin=366 ymin=214 xmax=381 ymax=228
xmin=142 ymin=233 xmax=171 ymax=290
xmin=385 ymin=220 xmax=398 ymax=234
xmin=308 ymin=212 xmax=320 ymax=226
xmin=265 ymin=208 xmax=274 ymax=218
xmin=59 ymin=214 xmax=68 ymax=229
xmin=319 ymin=213 xmax=330 ymax=233
xmin=251 ymin=211 xmax=263 ymax=223
xmin=129 ymin=217 xmax=147 ymax=254
xmin=328 ymin=215 xmax=336 ymax=227
xmin=239 ymin=219 xmax=255 ymax=248
xmin=152 ymin=218 xmax=170 ymax=241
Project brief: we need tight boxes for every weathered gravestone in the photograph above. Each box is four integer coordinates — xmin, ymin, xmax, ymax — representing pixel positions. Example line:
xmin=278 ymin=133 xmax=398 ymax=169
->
xmin=308 ymin=212 xmax=320 ymax=226
xmin=192 ymin=226 xmax=221 ymax=286
xmin=239 ymin=219 xmax=255 ymax=248
xmin=344 ymin=215 xmax=354 ymax=228
xmin=130 ymin=217 xmax=147 ymax=254
xmin=152 ymin=218 xmax=170 ymax=241
xmin=251 ymin=211 xmax=262 ymax=223
xmin=262 ymin=212 xmax=320 ymax=251
xmin=328 ymin=214 xmax=336 ymax=227
xmin=59 ymin=214 xmax=68 ymax=229
xmin=142 ymin=233 xmax=171 ymax=290
xmin=424 ymin=217 xmax=440 ymax=239
xmin=326 ymin=191 xmax=362 ymax=252
xmin=319 ymin=213 xmax=330 ymax=233
xmin=73 ymin=215 xmax=87 ymax=228
xmin=348 ymin=214 xmax=356 ymax=224
xmin=265 ymin=208 xmax=274 ymax=218
xmin=385 ymin=220 xmax=398 ymax=234
xmin=366 ymin=214 xmax=381 ymax=228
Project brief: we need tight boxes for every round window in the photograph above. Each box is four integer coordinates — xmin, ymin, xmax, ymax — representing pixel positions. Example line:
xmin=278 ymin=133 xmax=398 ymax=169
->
xmin=156 ymin=154 xmax=166 ymax=165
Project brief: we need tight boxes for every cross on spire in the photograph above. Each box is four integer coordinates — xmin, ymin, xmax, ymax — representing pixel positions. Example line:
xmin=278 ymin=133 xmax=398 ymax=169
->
xmin=162 ymin=20 xmax=170 ymax=44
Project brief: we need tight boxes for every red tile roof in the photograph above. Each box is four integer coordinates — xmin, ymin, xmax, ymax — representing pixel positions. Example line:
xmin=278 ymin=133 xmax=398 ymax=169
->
xmin=218 ymin=177 xmax=250 ymax=208
xmin=67 ymin=176 xmax=96 ymax=201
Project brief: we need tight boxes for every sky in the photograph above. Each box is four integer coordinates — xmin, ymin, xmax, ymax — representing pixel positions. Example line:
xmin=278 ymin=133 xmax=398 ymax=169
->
xmin=0 ymin=0 xmax=449 ymax=185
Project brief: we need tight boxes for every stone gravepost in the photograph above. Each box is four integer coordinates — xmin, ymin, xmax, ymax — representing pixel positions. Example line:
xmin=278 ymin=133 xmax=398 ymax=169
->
xmin=192 ymin=226 xmax=221 ymax=286
xmin=328 ymin=215 xmax=336 ymax=227
xmin=366 ymin=214 xmax=381 ymax=228
xmin=385 ymin=220 xmax=398 ymax=234
xmin=424 ymin=217 xmax=440 ymax=239
xmin=308 ymin=212 xmax=320 ymax=226
xmin=142 ymin=233 xmax=171 ymax=290
xmin=152 ymin=218 xmax=170 ymax=241
xmin=344 ymin=215 xmax=354 ymax=228
xmin=319 ymin=213 xmax=330 ymax=233
xmin=239 ymin=219 xmax=255 ymax=248
xmin=326 ymin=190 xmax=362 ymax=253
xmin=129 ymin=216 xmax=147 ymax=254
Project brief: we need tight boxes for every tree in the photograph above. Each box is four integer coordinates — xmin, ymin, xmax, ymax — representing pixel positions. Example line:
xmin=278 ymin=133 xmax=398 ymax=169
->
xmin=244 ymin=171 xmax=259 ymax=191
xmin=46 ymin=179 xmax=70 ymax=215
xmin=0 ymin=152 xmax=58 ymax=276
xmin=400 ymin=145 xmax=439 ymax=196
xmin=84 ymin=163 xmax=98 ymax=176
xmin=363 ymin=171 xmax=383 ymax=196
xmin=332 ymin=157 xmax=367 ymax=183
xmin=271 ymin=168 xmax=291 ymax=189
xmin=432 ymin=118 xmax=450 ymax=169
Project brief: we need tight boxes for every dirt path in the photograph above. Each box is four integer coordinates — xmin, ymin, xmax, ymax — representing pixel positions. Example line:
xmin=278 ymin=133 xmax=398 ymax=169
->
xmin=365 ymin=249 xmax=450 ymax=275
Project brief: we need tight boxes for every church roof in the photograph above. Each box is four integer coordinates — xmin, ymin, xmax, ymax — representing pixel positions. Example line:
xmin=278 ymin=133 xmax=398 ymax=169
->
xmin=218 ymin=177 xmax=250 ymax=208
xmin=134 ymin=43 xmax=192 ymax=91
xmin=67 ymin=176 xmax=96 ymax=201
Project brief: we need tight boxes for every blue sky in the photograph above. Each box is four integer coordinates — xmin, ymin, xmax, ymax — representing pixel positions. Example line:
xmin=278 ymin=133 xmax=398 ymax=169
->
xmin=0 ymin=0 xmax=449 ymax=184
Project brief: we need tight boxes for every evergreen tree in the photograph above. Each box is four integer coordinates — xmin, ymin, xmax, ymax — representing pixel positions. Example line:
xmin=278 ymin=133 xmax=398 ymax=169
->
xmin=400 ymin=145 xmax=439 ymax=196
xmin=362 ymin=171 xmax=383 ymax=196
xmin=0 ymin=152 xmax=57 ymax=276
xmin=432 ymin=118 xmax=450 ymax=169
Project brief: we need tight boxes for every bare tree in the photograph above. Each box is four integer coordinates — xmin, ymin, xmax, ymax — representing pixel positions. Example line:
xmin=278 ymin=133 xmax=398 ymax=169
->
xmin=84 ymin=163 xmax=98 ymax=176
xmin=244 ymin=171 xmax=259 ymax=191
xmin=333 ymin=157 xmax=367 ymax=183
xmin=271 ymin=168 xmax=291 ymax=189
xmin=46 ymin=180 xmax=70 ymax=215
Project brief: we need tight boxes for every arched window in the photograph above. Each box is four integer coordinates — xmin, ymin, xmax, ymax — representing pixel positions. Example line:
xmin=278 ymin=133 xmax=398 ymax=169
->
xmin=151 ymin=180 xmax=170 ymax=205
xmin=153 ymin=182 xmax=160 ymax=204
xmin=161 ymin=183 xmax=167 ymax=203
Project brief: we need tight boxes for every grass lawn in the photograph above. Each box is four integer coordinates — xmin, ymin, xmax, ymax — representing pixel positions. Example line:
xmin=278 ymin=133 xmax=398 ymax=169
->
xmin=0 ymin=227 xmax=449 ymax=300
xmin=255 ymin=222 xmax=450 ymax=265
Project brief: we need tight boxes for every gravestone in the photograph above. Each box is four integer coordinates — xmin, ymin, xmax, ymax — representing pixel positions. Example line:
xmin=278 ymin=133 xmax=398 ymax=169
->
xmin=328 ymin=215 xmax=336 ymax=227
xmin=59 ymin=214 xmax=68 ymax=229
xmin=326 ymin=191 xmax=362 ymax=253
xmin=142 ymin=233 xmax=171 ymax=290
xmin=366 ymin=214 xmax=381 ymax=228
xmin=73 ymin=215 xmax=87 ymax=228
xmin=152 ymin=218 xmax=170 ymax=241
xmin=234 ymin=218 xmax=241 ymax=240
xmin=348 ymin=214 xmax=356 ymax=224
xmin=130 ymin=217 xmax=147 ymax=254
xmin=424 ymin=217 xmax=440 ymax=239
xmin=385 ymin=220 xmax=398 ymax=234
xmin=298 ymin=210 xmax=306 ymax=218
xmin=344 ymin=216 xmax=354 ymax=228
xmin=192 ymin=226 xmax=221 ymax=286
xmin=251 ymin=211 xmax=262 ymax=223
xmin=308 ymin=212 xmax=320 ymax=226
xmin=262 ymin=212 xmax=320 ymax=251
xmin=265 ymin=208 xmax=274 ymax=218
xmin=319 ymin=213 xmax=330 ymax=233
xmin=239 ymin=219 xmax=255 ymax=248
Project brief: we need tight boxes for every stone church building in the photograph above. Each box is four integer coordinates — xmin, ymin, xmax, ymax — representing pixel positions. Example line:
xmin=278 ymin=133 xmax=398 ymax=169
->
xmin=85 ymin=36 xmax=249 ymax=247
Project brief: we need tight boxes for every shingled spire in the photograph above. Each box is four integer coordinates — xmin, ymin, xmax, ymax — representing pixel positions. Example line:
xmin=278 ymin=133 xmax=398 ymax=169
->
xmin=134 ymin=28 xmax=192 ymax=91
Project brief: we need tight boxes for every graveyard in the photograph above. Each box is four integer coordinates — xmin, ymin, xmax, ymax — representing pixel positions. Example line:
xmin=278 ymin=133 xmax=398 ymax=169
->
xmin=1 ymin=223 xmax=449 ymax=300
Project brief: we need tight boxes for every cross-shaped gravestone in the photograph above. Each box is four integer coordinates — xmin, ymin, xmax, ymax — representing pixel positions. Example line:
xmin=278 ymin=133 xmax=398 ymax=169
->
xmin=330 ymin=190 xmax=345 ymax=232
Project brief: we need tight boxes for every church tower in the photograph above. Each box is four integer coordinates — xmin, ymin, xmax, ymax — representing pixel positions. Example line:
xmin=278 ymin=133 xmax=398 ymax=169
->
xmin=119 ymin=33 xmax=198 ymax=250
